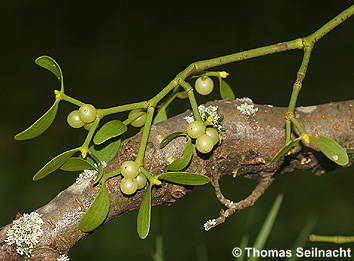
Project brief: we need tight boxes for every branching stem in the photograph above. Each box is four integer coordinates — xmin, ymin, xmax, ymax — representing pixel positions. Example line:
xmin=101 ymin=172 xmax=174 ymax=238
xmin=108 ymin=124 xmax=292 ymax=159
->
xmin=63 ymin=5 xmax=353 ymax=168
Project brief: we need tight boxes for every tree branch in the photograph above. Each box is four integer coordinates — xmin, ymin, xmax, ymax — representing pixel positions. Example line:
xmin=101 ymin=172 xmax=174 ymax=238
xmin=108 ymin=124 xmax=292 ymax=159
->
xmin=1 ymin=99 xmax=353 ymax=260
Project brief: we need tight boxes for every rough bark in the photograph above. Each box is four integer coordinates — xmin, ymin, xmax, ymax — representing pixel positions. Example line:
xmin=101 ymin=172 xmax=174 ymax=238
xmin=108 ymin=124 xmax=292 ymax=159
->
xmin=1 ymin=99 xmax=353 ymax=260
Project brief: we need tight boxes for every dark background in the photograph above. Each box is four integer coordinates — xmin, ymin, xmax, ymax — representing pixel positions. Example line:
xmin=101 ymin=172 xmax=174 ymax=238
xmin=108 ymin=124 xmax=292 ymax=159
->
xmin=1 ymin=1 xmax=353 ymax=260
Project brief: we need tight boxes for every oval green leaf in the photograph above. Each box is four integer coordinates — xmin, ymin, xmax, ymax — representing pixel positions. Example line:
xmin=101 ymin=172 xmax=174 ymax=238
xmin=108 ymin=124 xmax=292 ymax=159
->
xmin=272 ymin=137 xmax=301 ymax=162
xmin=15 ymin=99 xmax=60 ymax=140
xmin=89 ymin=138 xmax=121 ymax=163
xmin=167 ymin=137 xmax=193 ymax=171
xmin=219 ymin=78 xmax=235 ymax=99
xmin=153 ymin=108 xmax=168 ymax=124
xmin=311 ymin=135 xmax=349 ymax=166
xmin=158 ymin=172 xmax=210 ymax=185
xmin=60 ymin=157 xmax=97 ymax=171
xmin=160 ymin=131 xmax=186 ymax=149
xmin=79 ymin=182 xmax=110 ymax=232
xmin=35 ymin=56 xmax=64 ymax=91
xmin=93 ymin=120 xmax=127 ymax=145
xmin=33 ymin=148 xmax=79 ymax=180
xmin=137 ymin=185 xmax=152 ymax=239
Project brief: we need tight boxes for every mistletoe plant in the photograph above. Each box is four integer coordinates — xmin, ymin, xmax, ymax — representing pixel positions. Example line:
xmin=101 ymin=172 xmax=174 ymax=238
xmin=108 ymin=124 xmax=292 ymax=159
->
xmin=15 ymin=5 xmax=352 ymax=240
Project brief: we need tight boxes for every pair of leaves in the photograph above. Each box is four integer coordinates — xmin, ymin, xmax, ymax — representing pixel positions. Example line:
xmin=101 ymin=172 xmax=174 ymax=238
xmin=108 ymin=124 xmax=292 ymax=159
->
xmin=137 ymin=172 xmax=210 ymax=239
xmin=159 ymin=131 xmax=186 ymax=149
xmin=93 ymin=120 xmax=127 ymax=145
xmin=15 ymin=56 xmax=64 ymax=141
xmin=79 ymin=181 xmax=110 ymax=232
xmin=219 ymin=78 xmax=235 ymax=99
xmin=272 ymin=135 xmax=348 ymax=166
xmin=167 ymin=137 xmax=193 ymax=171
xmin=33 ymin=137 xmax=122 ymax=181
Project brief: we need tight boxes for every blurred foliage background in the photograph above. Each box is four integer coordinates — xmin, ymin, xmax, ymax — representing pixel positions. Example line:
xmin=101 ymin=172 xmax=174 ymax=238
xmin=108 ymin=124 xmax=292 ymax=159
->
xmin=1 ymin=1 xmax=353 ymax=260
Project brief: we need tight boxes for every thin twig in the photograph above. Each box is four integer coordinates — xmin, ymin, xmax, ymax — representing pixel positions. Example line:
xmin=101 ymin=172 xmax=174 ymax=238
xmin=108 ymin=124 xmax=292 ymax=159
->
xmin=205 ymin=176 xmax=273 ymax=231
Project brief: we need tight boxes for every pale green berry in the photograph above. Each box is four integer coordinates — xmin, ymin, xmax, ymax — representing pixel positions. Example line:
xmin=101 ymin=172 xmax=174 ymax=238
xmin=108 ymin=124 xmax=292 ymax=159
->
xmin=121 ymin=161 xmax=140 ymax=178
xmin=120 ymin=178 xmax=138 ymax=195
xmin=67 ymin=110 xmax=84 ymax=128
xmin=128 ymin=109 xmax=147 ymax=127
xmin=195 ymin=76 xmax=214 ymax=95
xmin=79 ymin=104 xmax=97 ymax=123
xmin=135 ymin=173 xmax=147 ymax=189
xmin=196 ymin=134 xmax=214 ymax=153
xmin=176 ymin=91 xmax=188 ymax=99
xmin=186 ymin=121 xmax=206 ymax=139
xmin=205 ymin=128 xmax=219 ymax=145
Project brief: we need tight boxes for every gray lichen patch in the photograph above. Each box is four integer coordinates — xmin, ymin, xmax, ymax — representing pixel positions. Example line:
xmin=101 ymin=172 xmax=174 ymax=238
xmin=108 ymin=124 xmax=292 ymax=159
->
xmin=5 ymin=212 xmax=44 ymax=257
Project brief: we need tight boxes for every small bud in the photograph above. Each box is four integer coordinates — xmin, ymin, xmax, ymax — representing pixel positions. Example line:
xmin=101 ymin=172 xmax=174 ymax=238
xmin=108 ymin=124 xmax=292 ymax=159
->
xmin=219 ymin=71 xmax=229 ymax=78
xmin=301 ymin=133 xmax=311 ymax=145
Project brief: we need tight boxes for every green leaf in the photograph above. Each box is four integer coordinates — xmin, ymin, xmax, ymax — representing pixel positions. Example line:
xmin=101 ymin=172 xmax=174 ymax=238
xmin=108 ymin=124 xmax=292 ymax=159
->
xmin=35 ymin=56 xmax=64 ymax=91
xmin=60 ymin=157 xmax=96 ymax=172
xmin=158 ymin=172 xmax=210 ymax=185
xmin=153 ymin=108 xmax=168 ymax=124
xmin=272 ymin=137 xmax=301 ymax=161
xmin=15 ymin=99 xmax=60 ymax=140
xmin=93 ymin=120 xmax=127 ymax=145
xmin=160 ymin=131 xmax=185 ymax=149
xmin=311 ymin=135 xmax=349 ymax=166
xmin=167 ymin=137 xmax=193 ymax=171
xmin=250 ymin=194 xmax=283 ymax=261
xmin=89 ymin=138 xmax=121 ymax=163
xmin=33 ymin=148 xmax=79 ymax=180
xmin=137 ymin=185 xmax=152 ymax=239
xmin=79 ymin=182 xmax=110 ymax=232
xmin=219 ymin=78 xmax=235 ymax=99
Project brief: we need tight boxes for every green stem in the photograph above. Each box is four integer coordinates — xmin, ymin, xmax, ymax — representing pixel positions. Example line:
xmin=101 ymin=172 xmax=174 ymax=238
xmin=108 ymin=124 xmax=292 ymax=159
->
xmin=191 ymin=71 xmax=228 ymax=79
xmin=159 ymin=92 xmax=178 ymax=110
xmin=136 ymin=106 xmax=155 ymax=165
xmin=285 ymin=120 xmax=291 ymax=143
xmin=149 ymin=79 xmax=179 ymax=106
xmin=306 ymin=4 xmax=354 ymax=45
xmin=99 ymin=101 xmax=148 ymax=117
xmin=102 ymin=169 xmax=121 ymax=182
xmin=287 ymin=47 xmax=313 ymax=114
xmin=60 ymin=93 xmax=85 ymax=107
xmin=283 ymin=5 xmax=354 ymax=143
xmin=290 ymin=118 xmax=305 ymax=135
xmin=178 ymin=79 xmax=202 ymax=122
xmin=194 ymin=39 xmax=303 ymax=71
xmin=309 ymin=235 xmax=354 ymax=244
xmin=140 ymin=167 xmax=154 ymax=182
xmin=76 ymin=5 xmax=354 ymax=167
xmin=81 ymin=117 xmax=100 ymax=157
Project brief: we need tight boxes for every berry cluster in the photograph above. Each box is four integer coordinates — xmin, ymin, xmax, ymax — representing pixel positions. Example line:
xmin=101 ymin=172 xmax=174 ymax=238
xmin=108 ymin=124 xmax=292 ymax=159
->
xmin=67 ymin=104 xmax=97 ymax=130
xmin=120 ymin=161 xmax=147 ymax=195
xmin=186 ymin=121 xmax=219 ymax=154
